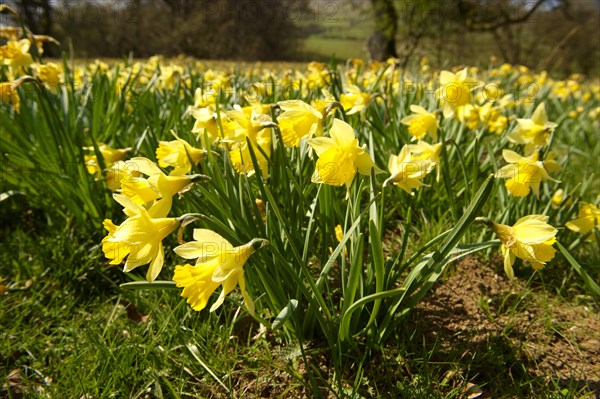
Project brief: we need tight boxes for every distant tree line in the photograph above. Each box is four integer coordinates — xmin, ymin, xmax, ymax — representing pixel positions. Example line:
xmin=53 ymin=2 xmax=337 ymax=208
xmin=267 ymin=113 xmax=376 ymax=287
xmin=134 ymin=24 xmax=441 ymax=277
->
xmin=4 ymin=0 xmax=599 ymax=74
xmin=8 ymin=0 xmax=312 ymax=60
xmin=369 ymin=0 xmax=600 ymax=75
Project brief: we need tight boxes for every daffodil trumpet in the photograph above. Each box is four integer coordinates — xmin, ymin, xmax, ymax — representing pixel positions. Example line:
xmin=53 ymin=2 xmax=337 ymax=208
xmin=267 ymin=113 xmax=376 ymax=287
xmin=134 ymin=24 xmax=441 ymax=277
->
xmin=173 ymin=229 xmax=269 ymax=315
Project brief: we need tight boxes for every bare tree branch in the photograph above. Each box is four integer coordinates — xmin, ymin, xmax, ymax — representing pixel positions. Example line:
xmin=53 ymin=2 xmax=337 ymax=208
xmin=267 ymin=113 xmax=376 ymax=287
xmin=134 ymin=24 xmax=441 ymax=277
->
xmin=460 ymin=0 xmax=549 ymax=31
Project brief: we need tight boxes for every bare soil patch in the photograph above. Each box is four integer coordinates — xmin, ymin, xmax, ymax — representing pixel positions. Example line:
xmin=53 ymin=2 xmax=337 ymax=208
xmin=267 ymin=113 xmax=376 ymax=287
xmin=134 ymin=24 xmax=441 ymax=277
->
xmin=412 ymin=257 xmax=600 ymax=396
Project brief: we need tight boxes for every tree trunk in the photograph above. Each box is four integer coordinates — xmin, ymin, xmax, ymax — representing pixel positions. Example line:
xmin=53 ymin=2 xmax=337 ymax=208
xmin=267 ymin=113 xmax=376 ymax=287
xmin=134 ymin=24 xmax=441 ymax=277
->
xmin=368 ymin=0 xmax=398 ymax=61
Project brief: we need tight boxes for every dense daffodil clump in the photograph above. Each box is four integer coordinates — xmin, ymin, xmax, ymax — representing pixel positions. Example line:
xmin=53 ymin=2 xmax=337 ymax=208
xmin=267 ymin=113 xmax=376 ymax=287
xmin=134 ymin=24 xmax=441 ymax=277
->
xmin=4 ymin=15 xmax=597 ymax=325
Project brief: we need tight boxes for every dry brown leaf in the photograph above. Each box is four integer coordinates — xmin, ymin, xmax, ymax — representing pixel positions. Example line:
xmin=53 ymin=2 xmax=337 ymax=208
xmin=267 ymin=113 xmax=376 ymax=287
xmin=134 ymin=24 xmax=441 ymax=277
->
xmin=119 ymin=299 xmax=150 ymax=323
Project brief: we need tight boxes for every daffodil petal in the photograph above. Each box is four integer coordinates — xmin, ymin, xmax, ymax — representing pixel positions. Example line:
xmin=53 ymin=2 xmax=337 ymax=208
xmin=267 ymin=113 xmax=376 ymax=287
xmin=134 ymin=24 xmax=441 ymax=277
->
xmin=513 ymin=215 xmax=557 ymax=244
xmin=307 ymin=136 xmax=336 ymax=156
xmin=503 ymin=246 xmax=516 ymax=279
xmin=329 ymin=118 xmax=356 ymax=147
xmin=355 ymin=151 xmax=377 ymax=175
xmin=146 ymin=243 xmax=164 ymax=282
xmin=192 ymin=229 xmax=231 ymax=248
xmin=502 ymin=149 xmax=524 ymax=164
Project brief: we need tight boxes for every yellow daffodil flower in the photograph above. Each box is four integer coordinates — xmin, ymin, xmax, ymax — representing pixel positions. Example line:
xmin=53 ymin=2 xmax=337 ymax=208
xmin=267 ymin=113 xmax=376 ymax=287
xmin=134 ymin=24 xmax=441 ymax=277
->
xmin=0 ymin=26 xmax=21 ymax=41
xmin=311 ymin=89 xmax=337 ymax=115
xmin=550 ymin=189 xmax=571 ymax=209
xmin=307 ymin=118 xmax=378 ymax=187
xmin=276 ymin=100 xmax=323 ymax=147
xmin=331 ymin=224 xmax=349 ymax=256
xmin=157 ymin=65 xmax=184 ymax=91
xmin=120 ymin=157 xmax=207 ymax=217
xmin=299 ymin=61 xmax=330 ymax=88
xmin=156 ymin=132 xmax=206 ymax=176
xmin=105 ymin=161 xmax=141 ymax=192
xmin=340 ymin=85 xmax=372 ymax=115
xmin=400 ymin=105 xmax=439 ymax=140
xmin=384 ymin=145 xmax=431 ymax=194
xmin=497 ymin=94 xmax=516 ymax=109
xmin=483 ymin=215 xmax=557 ymax=278
xmin=90 ymin=59 xmax=109 ymax=73
xmin=229 ymin=138 xmax=271 ymax=177
xmin=477 ymin=83 xmax=504 ymax=103
xmin=436 ymin=68 xmax=479 ymax=118
xmin=173 ymin=229 xmax=269 ymax=314
xmin=34 ymin=62 xmax=61 ymax=90
xmin=84 ymin=143 xmax=130 ymax=178
xmin=102 ymin=194 xmax=180 ymax=282
xmin=508 ymin=103 xmax=557 ymax=151
xmin=407 ymin=140 xmax=442 ymax=181
xmin=0 ymin=81 xmax=20 ymax=112
xmin=203 ymin=69 xmax=230 ymax=92
xmin=566 ymin=202 xmax=599 ymax=239
xmin=478 ymin=103 xmax=508 ymax=134
xmin=456 ymin=104 xmax=481 ymax=130
xmin=0 ymin=39 xmax=33 ymax=69
xmin=335 ymin=224 xmax=344 ymax=243
xmin=487 ymin=115 xmax=509 ymax=135
xmin=495 ymin=150 xmax=558 ymax=198
xmin=255 ymin=198 xmax=266 ymax=220
xmin=191 ymin=107 xmax=221 ymax=146
xmin=225 ymin=106 xmax=276 ymax=176
xmin=543 ymin=151 xmax=561 ymax=174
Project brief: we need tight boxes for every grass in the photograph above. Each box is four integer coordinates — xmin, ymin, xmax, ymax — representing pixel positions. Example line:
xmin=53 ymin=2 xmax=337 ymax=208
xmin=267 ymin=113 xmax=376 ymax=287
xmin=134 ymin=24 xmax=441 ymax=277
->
xmin=302 ymin=37 xmax=367 ymax=61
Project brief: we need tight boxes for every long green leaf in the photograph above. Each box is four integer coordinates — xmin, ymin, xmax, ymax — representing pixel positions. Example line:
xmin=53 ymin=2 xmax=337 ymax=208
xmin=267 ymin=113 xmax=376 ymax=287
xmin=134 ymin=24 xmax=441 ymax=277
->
xmin=120 ymin=281 xmax=179 ymax=290
xmin=556 ymin=241 xmax=600 ymax=298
